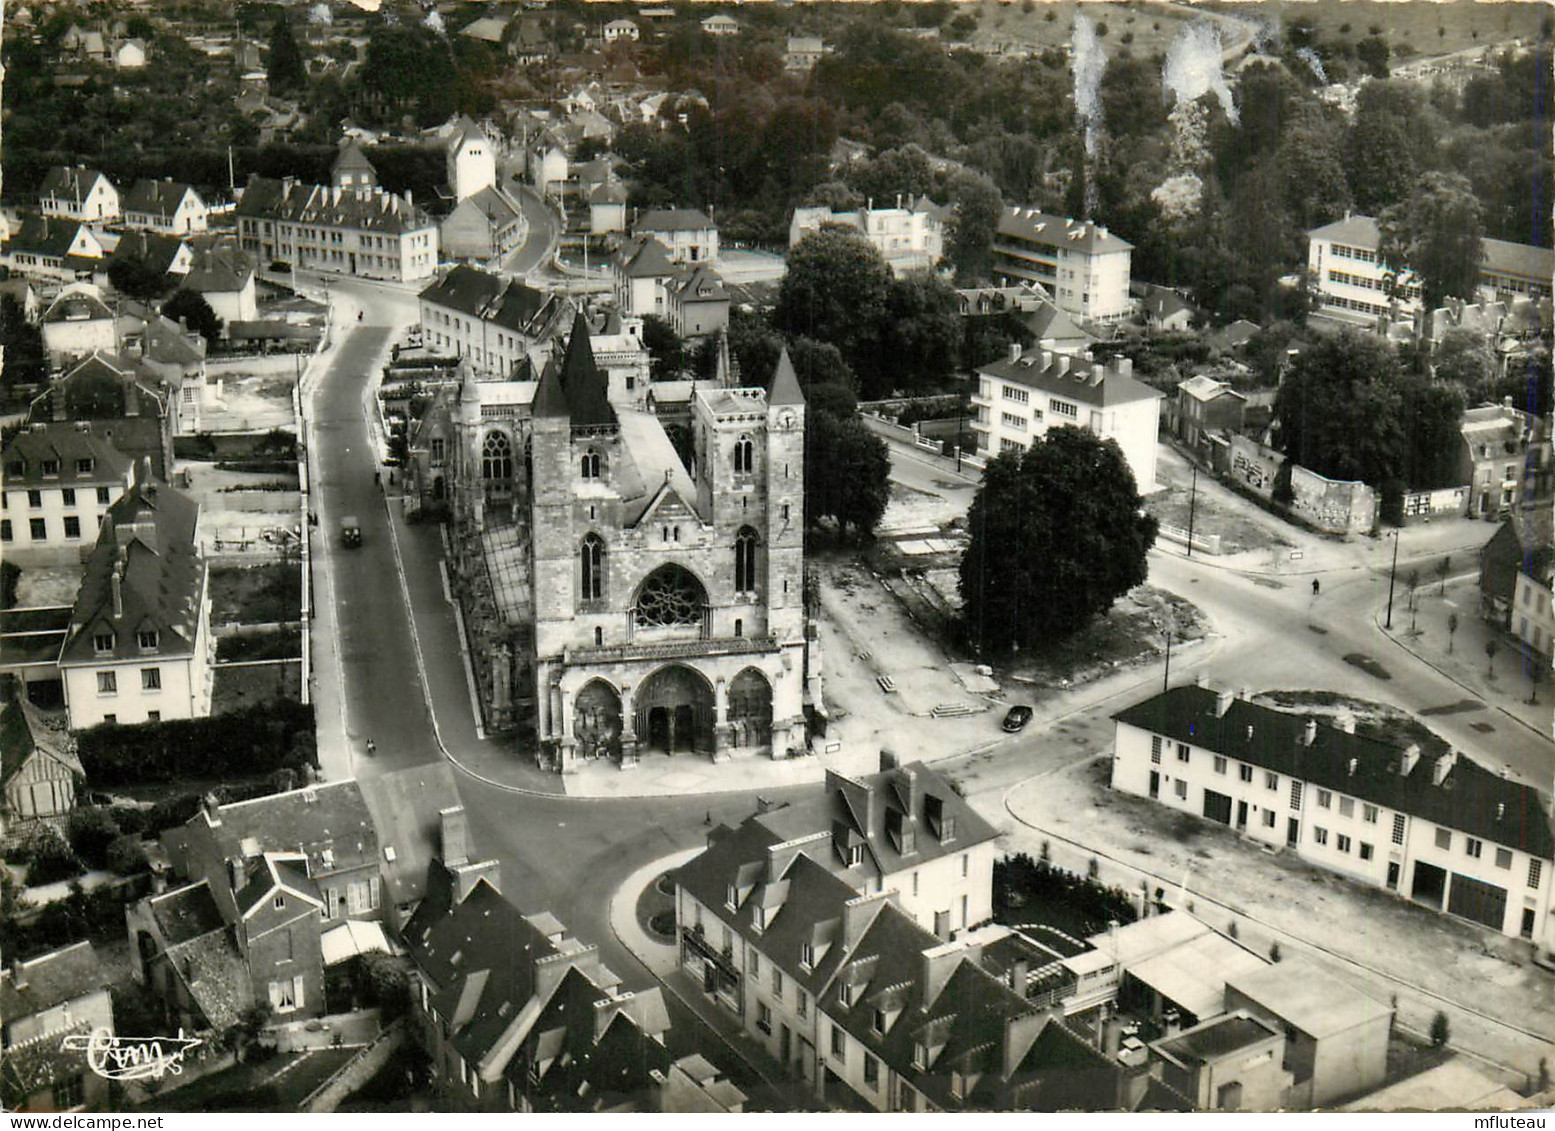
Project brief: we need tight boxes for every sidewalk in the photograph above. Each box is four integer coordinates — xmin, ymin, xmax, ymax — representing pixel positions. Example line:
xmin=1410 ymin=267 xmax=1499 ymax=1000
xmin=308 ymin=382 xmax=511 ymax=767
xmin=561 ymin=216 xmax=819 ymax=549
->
xmin=985 ymin=758 xmax=1555 ymax=1079
xmin=1377 ymin=578 xmax=1552 ymax=743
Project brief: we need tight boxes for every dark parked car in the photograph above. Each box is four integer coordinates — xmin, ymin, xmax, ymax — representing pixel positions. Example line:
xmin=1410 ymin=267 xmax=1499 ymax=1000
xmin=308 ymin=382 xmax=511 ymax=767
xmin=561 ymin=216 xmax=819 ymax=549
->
xmin=1002 ymin=705 xmax=1033 ymax=733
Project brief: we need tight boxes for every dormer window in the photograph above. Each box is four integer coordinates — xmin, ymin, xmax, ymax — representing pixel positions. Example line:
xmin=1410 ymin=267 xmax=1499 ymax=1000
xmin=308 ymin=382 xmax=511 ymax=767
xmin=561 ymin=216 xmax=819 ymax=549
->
xmin=726 ymin=884 xmax=737 ymax=910
xmin=93 ymin=631 xmax=114 ymax=655
xmin=913 ymin=1042 xmax=928 ymax=1070
xmin=872 ymin=1008 xmax=886 ymax=1035
xmin=40 ymin=460 xmax=59 ymax=477
xmin=273 ymin=894 xmax=285 ymax=910
xmin=838 ymin=982 xmax=854 ymax=1007
xmin=847 ymin=843 xmax=864 ymax=868
xmin=941 ymin=816 xmax=956 ymax=843
xmin=137 ymin=630 xmax=158 ymax=651
xmin=799 ymin=942 xmax=814 ymax=969
xmin=75 ymin=458 xmax=94 ymax=475
xmin=751 ymin=905 xmax=765 ymax=933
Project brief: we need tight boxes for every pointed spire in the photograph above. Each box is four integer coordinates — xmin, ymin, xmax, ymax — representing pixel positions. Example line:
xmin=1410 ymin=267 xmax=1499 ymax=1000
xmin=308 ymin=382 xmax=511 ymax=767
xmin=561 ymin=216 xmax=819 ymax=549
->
xmin=558 ymin=311 xmax=616 ymax=428
xmin=532 ymin=356 xmax=570 ymax=420
xmin=768 ymin=347 xmax=805 ymax=407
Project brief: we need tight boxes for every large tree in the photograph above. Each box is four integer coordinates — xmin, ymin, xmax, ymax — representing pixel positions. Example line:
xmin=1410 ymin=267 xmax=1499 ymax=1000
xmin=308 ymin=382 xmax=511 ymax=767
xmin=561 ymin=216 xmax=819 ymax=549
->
xmin=1431 ymin=329 xmax=1496 ymax=389
xmin=944 ymin=169 xmax=1003 ymax=284
xmin=805 ymin=410 xmax=890 ymax=540
xmin=1380 ymin=172 xmax=1486 ymax=310
xmin=1274 ymin=330 xmax=1408 ymax=490
xmin=883 ymin=271 xmax=962 ymax=397
xmin=775 ymin=225 xmax=891 ymax=383
xmin=107 ymin=256 xmax=171 ymax=302
xmin=959 ymin=428 xmax=1157 ymax=652
xmin=641 ymin=315 xmax=684 ymax=381
xmin=162 ymin=289 xmax=223 ymax=345
xmin=1399 ymin=375 xmax=1467 ymax=491
xmin=267 ymin=16 xmax=308 ymax=95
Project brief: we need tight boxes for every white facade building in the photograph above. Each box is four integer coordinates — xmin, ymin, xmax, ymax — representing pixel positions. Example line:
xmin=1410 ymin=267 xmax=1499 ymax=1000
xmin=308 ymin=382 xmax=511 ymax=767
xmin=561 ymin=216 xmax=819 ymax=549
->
xmin=1306 ymin=214 xmax=1424 ymax=326
xmin=789 ymin=197 xmax=946 ymax=275
xmin=39 ymin=166 xmax=120 ymax=223
xmin=972 ymin=346 xmax=1163 ymax=492
xmin=992 ymin=208 xmax=1133 ymax=323
xmin=445 ymin=118 xmax=497 ymax=202
xmin=1112 ymin=683 xmax=1555 ymax=952
xmin=0 ymin=427 xmax=134 ymax=566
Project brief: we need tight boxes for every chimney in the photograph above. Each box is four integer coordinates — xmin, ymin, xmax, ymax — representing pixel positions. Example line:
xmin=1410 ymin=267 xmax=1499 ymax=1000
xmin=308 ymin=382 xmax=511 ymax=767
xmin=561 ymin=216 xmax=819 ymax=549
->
xmin=441 ymin=805 xmax=471 ymax=866
xmin=1114 ymin=356 xmax=1133 ymax=379
xmin=879 ymin=748 xmax=899 ymax=772
xmin=1009 ymin=959 xmax=1029 ymax=998
xmin=202 ymin=791 xmax=222 ymax=825
xmin=1212 ymin=687 xmax=1234 ymax=718
xmin=1054 ymin=354 xmax=1071 ymax=377
xmin=123 ymin=374 xmax=139 ymax=417
xmin=1347 ymin=758 xmax=1358 ymax=776
xmin=226 ymin=855 xmax=245 ymax=894
xmin=1431 ymin=750 xmax=1458 ymax=786
xmin=452 ymin=858 xmax=501 ymax=903
xmin=11 ymin=959 xmax=29 ymax=991
xmin=1400 ymin=743 xmax=1421 ymax=775
xmin=898 ymin=765 xmax=921 ymax=817
xmin=1302 ymin=719 xmax=1317 ymax=747
xmin=1008 ymin=342 xmax=1022 ymax=364
xmin=111 ymin=558 xmax=124 ymax=619
xmin=1195 ymin=673 xmax=1209 ymax=688
xmin=1504 ymin=395 xmax=1515 ymax=411
xmin=921 ymin=942 xmax=961 ymax=1010
xmin=1337 ymin=711 xmax=1357 ymax=735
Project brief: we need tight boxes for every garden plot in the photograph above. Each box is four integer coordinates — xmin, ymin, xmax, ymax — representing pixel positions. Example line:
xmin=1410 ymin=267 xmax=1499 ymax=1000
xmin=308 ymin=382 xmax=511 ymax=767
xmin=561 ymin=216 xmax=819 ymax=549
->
xmin=198 ymin=371 xmax=296 ymax=434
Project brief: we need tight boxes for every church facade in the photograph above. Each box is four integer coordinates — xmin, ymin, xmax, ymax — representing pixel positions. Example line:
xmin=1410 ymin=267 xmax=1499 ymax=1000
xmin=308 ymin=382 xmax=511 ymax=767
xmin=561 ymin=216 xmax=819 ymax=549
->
xmin=408 ymin=313 xmax=815 ymax=772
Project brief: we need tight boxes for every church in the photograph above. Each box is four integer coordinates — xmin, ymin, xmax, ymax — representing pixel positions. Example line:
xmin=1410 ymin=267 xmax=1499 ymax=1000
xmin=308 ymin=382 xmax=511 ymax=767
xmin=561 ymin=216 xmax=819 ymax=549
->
xmin=408 ymin=313 xmax=817 ymax=773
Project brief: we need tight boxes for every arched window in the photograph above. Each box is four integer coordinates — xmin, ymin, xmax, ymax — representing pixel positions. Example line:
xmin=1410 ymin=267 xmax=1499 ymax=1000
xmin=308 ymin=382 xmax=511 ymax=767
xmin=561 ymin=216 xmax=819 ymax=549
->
xmin=634 ymin=565 xmax=707 ymax=629
xmin=482 ymin=432 xmax=513 ymax=481
xmin=733 ymin=435 xmax=754 ymax=475
xmin=734 ymin=527 xmax=759 ymax=594
xmin=580 ymin=534 xmax=605 ymax=602
xmin=580 ymin=448 xmax=603 ymax=479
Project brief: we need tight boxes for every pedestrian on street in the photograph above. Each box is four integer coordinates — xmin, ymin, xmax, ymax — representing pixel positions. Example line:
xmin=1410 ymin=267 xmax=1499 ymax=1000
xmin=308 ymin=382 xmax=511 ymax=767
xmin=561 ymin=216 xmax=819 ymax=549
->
xmin=1312 ymin=578 xmax=1320 ymax=596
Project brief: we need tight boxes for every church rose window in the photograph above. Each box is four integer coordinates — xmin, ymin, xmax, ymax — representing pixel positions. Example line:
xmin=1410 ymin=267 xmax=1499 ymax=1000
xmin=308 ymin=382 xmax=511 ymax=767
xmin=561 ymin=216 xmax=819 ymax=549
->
xmin=634 ymin=565 xmax=705 ymax=628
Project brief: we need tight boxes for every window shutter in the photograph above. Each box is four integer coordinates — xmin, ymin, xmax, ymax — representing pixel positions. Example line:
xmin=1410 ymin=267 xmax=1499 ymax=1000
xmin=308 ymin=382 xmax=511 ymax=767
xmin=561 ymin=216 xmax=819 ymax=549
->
xmin=293 ymin=974 xmax=305 ymax=1010
xmin=269 ymin=980 xmax=283 ymax=1010
xmin=370 ymin=876 xmax=381 ymax=910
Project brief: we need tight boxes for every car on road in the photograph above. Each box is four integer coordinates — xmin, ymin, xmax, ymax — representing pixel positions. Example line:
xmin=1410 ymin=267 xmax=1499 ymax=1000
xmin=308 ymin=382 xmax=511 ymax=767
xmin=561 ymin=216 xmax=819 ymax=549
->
xmin=1002 ymin=705 xmax=1032 ymax=732
xmin=340 ymin=516 xmax=362 ymax=547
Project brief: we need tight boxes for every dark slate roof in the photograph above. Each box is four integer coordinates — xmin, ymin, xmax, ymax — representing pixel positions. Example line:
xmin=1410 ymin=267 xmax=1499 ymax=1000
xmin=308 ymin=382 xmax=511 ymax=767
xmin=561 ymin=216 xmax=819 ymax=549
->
xmin=202 ymin=780 xmax=377 ymax=881
xmin=636 ymin=208 xmax=715 ymax=233
xmin=767 ymin=347 xmax=805 ymax=407
xmin=6 ymin=216 xmax=91 ymax=260
xmin=235 ymin=175 xmax=432 ymax=236
xmin=1144 ymin=288 xmax=1195 ymax=321
xmin=976 ymin=352 xmax=1163 ymax=408
xmin=183 ymin=247 xmax=254 ymax=294
xmin=456 ymin=185 xmax=522 ymax=226
xmin=0 ymin=942 xmax=108 ymax=1020
xmin=233 ymin=854 xmax=322 ymax=917
xmin=589 ymin=180 xmax=628 ymax=206
xmin=1480 ymin=521 xmax=1524 ymax=606
xmin=43 ymin=286 xmax=114 ymax=325
xmin=1 ymin=1021 xmax=94 ymax=1105
xmin=669 ymin=264 xmax=727 ymax=304
xmin=1481 ymin=238 xmax=1554 ymax=283
xmin=557 ymin=311 xmax=616 ymax=428
xmin=148 ymin=880 xmax=227 ymax=946
xmin=30 ymin=351 xmax=167 ymax=422
xmin=614 ymin=234 xmax=675 ymax=279
xmin=164 ymin=927 xmax=247 ymax=1032
xmin=40 ymin=164 xmax=110 ymax=200
xmin=110 ymin=231 xmax=188 ymax=278
xmin=1114 ymin=686 xmax=1555 ymax=858
xmin=1307 ymin=214 xmax=1383 ymax=248
xmin=2 ymin=427 xmax=131 ymax=487
xmin=0 ymin=700 xmax=37 ymax=790
xmin=358 ymin=763 xmax=464 ymax=908
xmin=1155 ymin=1012 xmax=1281 ymax=1066
xmin=332 ymin=141 xmax=377 ymax=176
xmin=1021 ymin=302 xmax=1090 ymax=343
xmin=997 ymin=207 xmax=1132 ymax=253
xmin=61 ymin=477 xmax=204 ymax=666
xmin=531 ymin=355 xmax=570 ymax=419
xmin=123 ymin=179 xmax=199 ymax=220
xmin=418 ymin=265 xmax=551 ymax=334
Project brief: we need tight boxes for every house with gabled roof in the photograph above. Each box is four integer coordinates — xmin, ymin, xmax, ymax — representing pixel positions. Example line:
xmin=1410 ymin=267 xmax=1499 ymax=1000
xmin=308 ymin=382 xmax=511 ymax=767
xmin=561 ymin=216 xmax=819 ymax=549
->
xmin=612 ymin=233 xmax=677 ymax=318
xmin=121 ymin=179 xmax=209 ymax=236
xmin=56 ymin=468 xmax=211 ymax=729
xmin=40 ymin=283 xmax=118 ymax=363
xmin=108 ymin=230 xmax=193 ymax=287
xmin=0 ymin=942 xmax=114 ymax=1113
xmin=181 ymin=245 xmax=257 ymax=327
xmin=440 ymin=185 xmax=526 ymax=263
xmin=418 ymin=264 xmax=572 ymax=375
xmin=1176 ymin=374 xmax=1248 ymax=451
xmin=39 ymin=166 xmax=119 ymax=223
xmin=2 ymin=216 xmax=106 ymax=283
xmin=1112 ymin=681 xmax=1555 ymax=953
xmin=0 ymin=424 xmax=134 ymax=565
xmin=0 ymin=695 xmax=84 ymax=838
xmin=634 ymin=207 xmax=718 ymax=265
xmin=527 ymin=130 xmax=570 ymax=195
xmin=994 ymin=207 xmax=1133 ymax=323
xmin=588 ymin=178 xmax=628 ymax=235
xmin=665 ymin=263 xmax=729 ymax=338
xmin=27 ymin=351 xmax=176 ymax=485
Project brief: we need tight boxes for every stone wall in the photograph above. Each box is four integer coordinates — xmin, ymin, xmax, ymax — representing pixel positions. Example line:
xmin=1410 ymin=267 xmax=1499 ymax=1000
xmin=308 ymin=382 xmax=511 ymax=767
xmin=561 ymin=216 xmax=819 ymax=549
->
xmin=300 ymin=1019 xmax=407 ymax=1113
xmin=1227 ymin=435 xmax=1283 ymax=496
xmin=1400 ymin=485 xmax=1469 ymax=524
xmin=1289 ymin=464 xmax=1378 ymax=535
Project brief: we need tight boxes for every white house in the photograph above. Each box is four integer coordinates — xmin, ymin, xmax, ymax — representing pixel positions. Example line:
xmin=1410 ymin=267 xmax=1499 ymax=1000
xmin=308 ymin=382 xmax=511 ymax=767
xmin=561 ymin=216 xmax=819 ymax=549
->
xmin=39 ymin=166 xmax=120 ymax=223
xmin=2 ymin=217 xmax=106 ymax=283
xmin=181 ymin=247 xmax=258 ymax=327
xmin=527 ymin=131 xmax=570 ymax=195
xmin=603 ymin=18 xmax=639 ymax=43
xmin=612 ymin=234 xmax=677 ymax=318
xmin=114 ymin=39 xmax=147 ymax=69
xmin=122 ymin=180 xmax=209 ymax=236
xmin=993 ymin=207 xmax=1133 ymax=323
xmin=445 ymin=116 xmax=497 ymax=202
xmin=1112 ymin=682 xmax=1555 ymax=953
xmin=785 ymin=36 xmax=826 ymax=72
xmin=1 ymin=426 xmax=135 ymax=566
xmin=57 ymin=471 xmax=214 ymax=730
xmin=1306 ymin=214 xmax=1424 ymax=327
xmin=418 ymin=265 xmax=573 ymax=378
xmin=588 ymin=180 xmax=628 ymax=235
xmin=971 ymin=346 xmax=1163 ymax=492
xmin=790 ymin=196 xmax=946 ymax=275
xmin=41 ymin=284 xmax=118 ymax=364
xmin=634 ymin=207 xmax=718 ymax=265
xmin=701 ymin=14 xmax=739 ymax=36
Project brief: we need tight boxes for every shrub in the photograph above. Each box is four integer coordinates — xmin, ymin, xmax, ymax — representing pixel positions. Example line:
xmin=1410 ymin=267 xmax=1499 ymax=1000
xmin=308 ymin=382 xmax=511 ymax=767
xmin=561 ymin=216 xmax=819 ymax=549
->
xmin=105 ymin=834 xmax=149 ymax=875
xmin=1429 ymin=1010 xmax=1450 ymax=1048
xmin=67 ymin=808 xmax=122 ymax=869
xmin=109 ymin=806 xmax=152 ymax=837
xmin=25 ymin=826 xmax=83 ymax=885
xmin=77 ymin=701 xmax=317 ymax=785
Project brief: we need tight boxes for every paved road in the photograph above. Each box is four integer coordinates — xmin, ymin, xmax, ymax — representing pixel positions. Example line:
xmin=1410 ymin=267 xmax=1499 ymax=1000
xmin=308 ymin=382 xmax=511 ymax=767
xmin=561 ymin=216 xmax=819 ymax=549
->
xmin=501 ymin=182 xmax=561 ymax=277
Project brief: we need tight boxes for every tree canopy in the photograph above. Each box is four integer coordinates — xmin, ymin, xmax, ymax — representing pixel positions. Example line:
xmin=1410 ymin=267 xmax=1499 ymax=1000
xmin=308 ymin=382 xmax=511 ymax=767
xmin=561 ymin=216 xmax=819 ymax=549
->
xmin=267 ymin=16 xmax=307 ymax=94
xmin=1380 ymin=172 xmax=1486 ymax=310
xmin=958 ymin=428 xmax=1157 ymax=652
xmin=163 ymin=289 xmax=223 ymax=345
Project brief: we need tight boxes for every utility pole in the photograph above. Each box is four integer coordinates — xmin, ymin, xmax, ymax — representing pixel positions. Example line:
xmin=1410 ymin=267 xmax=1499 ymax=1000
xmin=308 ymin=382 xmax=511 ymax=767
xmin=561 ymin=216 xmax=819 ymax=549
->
xmin=1385 ymin=529 xmax=1401 ymax=629
xmin=1185 ymin=464 xmax=1198 ymax=557
xmin=1162 ymin=625 xmax=1172 ymax=692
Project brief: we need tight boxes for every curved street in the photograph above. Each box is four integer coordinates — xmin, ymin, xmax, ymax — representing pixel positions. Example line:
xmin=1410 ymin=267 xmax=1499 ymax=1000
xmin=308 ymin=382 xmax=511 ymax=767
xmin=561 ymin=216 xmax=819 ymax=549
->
xmin=304 ymin=281 xmax=1553 ymax=1093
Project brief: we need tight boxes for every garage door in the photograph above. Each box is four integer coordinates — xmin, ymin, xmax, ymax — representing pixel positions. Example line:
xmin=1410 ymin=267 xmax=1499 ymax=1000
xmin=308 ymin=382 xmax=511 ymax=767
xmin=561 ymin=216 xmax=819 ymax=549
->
xmin=1447 ymin=873 xmax=1508 ymax=931
xmin=1202 ymin=790 xmax=1233 ymax=826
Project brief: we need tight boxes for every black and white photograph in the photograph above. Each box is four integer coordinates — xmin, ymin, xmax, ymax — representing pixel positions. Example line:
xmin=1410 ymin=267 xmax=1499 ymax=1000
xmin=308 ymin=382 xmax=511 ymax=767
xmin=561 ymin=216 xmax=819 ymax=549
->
xmin=0 ymin=0 xmax=1550 ymax=1118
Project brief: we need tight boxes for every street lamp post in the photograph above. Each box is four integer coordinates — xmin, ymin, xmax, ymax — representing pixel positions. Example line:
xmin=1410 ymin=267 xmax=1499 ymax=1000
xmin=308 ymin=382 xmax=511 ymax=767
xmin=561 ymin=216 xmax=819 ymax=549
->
xmin=1384 ymin=529 xmax=1401 ymax=630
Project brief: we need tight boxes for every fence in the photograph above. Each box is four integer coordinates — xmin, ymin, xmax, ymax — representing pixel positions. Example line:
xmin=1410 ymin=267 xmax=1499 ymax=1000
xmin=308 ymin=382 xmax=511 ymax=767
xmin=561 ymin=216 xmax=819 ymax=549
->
xmin=1400 ymin=485 xmax=1470 ymax=524
xmin=1156 ymin=523 xmax=1222 ymax=556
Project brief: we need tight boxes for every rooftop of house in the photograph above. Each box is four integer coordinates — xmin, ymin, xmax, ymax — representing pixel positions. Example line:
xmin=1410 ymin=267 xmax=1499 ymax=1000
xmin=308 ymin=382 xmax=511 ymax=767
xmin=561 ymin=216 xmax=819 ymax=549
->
xmin=1114 ymin=685 xmax=1555 ymax=859
xmin=233 ymin=852 xmax=320 ymax=917
xmin=977 ymin=349 xmax=1163 ymax=408
xmin=1482 ymin=237 xmax=1555 ymax=282
xmin=42 ymin=285 xmax=114 ymax=325
xmin=182 ymin=247 xmax=254 ymax=295
xmin=61 ymin=473 xmax=205 ymax=667
xmin=2 ymin=425 xmax=132 ymax=488
xmin=237 ymin=175 xmax=433 ymax=236
xmin=29 ymin=352 xmax=169 ymax=425
xmin=197 ymin=779 xmax=378 ymax=880
xmin=1144 ymin=288 xmax=1196 ymax=321
xmin=0 ymin=942 xmax=108 ymax=1022
xmin=460 ymin=15 xmax=509 ymax=43
xmin=0 ymin=698 xmax=81 ymax=793
xmin=1461 ymin=401 xmax=1536 ymax=447
xmin=635 ymin=207 xmax=716 ymax=233
xmin=1020 ymin=301 xmax=1092 ymax=344
xmin=163 ymin=924 xmax=248 ymax=1032
xmin=1307 ymin=214 xmax=1383 ymax=249
xmin=1226 ymin=958 xmax=1392 ymax=1040
xmin=1178 ymin=374 xmax=1248 ymax=403
xmin=40 ymin=164 xmax=112 ymax=200
xmin=668 ymin=264 xmax=728 ymax=304
xmin=614 ymin=233 xmax=677 ymax=279
xmin=2 ymin=1022 xmax=96 ymax=1103
xmin=147 ymin=879 xmax=228 ymax=947
xmin=123 ymin=179 xmax=200 ymax=218
xmin=418 ymin=265 xmax=557 ymax=337
xmin=358 ymin=763 xmax=465 ymax=909
xmin=6 ymin=216 xmax=93 ymax=260
xmin=589 ymin=180 xmax=629 ymax=206
xmin=997 ymin=207 xmax=1133 ymax=254
xmin=1480 ymin=515 xmax=1555 ymax=603
xmin=110 ymin=231 xmax=190 ymax=278
xmin=1153 ymin=1012 xmax=1282 ymax=1067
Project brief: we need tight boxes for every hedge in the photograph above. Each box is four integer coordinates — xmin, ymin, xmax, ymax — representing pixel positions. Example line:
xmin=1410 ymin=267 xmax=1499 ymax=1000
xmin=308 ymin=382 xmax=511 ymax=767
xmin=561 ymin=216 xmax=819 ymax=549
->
xmin=77 ymin=701 xmax=317 ymax=785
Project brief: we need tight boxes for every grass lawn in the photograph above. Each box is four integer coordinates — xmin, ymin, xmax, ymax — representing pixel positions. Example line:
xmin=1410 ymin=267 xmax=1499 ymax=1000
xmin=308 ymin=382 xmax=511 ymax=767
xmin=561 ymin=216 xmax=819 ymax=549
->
xmin=965 ymin=0 xmax=1223 ymax=58
xmin=212 ymin=662 xmax=304 ymax=714
xmin=217 ymin=628 xmax=303 ymax=663
xmin=1201 ymin=0 xmax=1546 ymax=57
xmin=210 ymin=564 xmax=303 ymax=624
